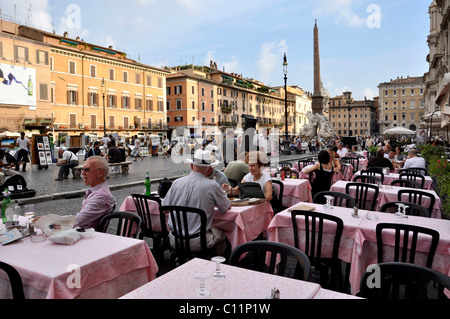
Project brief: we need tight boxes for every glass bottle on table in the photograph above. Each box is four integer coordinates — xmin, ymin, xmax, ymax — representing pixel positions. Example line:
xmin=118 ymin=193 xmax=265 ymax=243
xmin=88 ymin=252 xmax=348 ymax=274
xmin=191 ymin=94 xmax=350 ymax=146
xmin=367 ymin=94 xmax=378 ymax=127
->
xmin=2 ymin=188 xmax=12 ymax=224
xmin=144 ymin=172 xmax=151 ymax=195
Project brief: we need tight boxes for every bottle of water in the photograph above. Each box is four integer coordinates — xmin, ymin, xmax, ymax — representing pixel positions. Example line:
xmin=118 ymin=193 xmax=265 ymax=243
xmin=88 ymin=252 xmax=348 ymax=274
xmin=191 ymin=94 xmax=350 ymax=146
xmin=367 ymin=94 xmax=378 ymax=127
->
xmin=144 ymin=172 xmax=151 ymax=195
xmin=2 ymin=189 xmax=12 ymax=224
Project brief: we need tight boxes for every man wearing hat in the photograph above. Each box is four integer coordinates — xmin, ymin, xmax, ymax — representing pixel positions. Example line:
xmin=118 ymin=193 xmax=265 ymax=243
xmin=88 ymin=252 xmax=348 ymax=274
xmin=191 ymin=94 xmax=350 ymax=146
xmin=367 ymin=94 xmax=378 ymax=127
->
xmin=162 ymin=149 xmax=231 ymax=254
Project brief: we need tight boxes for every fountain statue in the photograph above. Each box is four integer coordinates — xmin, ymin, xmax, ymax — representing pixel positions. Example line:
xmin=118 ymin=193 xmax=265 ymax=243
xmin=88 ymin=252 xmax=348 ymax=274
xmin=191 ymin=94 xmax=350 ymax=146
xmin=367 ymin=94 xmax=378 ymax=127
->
xmin=300 ymin=112 xmax=336 ymax=139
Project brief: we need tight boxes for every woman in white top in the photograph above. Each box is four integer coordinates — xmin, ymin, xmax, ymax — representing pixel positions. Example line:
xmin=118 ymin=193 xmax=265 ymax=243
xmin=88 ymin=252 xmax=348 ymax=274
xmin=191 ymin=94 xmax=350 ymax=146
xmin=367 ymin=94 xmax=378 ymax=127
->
xmin=227 ymin=151 xmax=272 ymax=201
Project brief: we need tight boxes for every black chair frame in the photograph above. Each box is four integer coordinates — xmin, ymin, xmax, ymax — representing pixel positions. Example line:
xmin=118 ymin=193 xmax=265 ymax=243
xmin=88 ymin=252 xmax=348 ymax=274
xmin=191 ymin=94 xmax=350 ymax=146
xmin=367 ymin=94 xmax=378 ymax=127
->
xmin=352 ymin=175 xmax=381 ymax=185
xmin=399 ymin=173 xmax=425 ymax=189
xmin=229 ymin=240 xmax=311 ymax=281
xmin=290 ymin=210 xmax=344 ymax=291
xmin=96 ymin=211 xmax=142 ymax=238
xmin=360 ymin=169 xmax=384 ymax=183
xmin=340 ymin=157 xmax=359 ymax=174
xmin=0 ymin=261 xmax=25 ymax=299
xmin=270 ymin=180 xmax=286 ymax=214
xmin=313 ymin=191 xmax=355 ymax=208
xmin=345 ymin=182 xmax=379 ymax=211
xmin=380 ymin=201 xmax=430 ymax=218
xmin=376 ymin=222 xmax=439 ymax=268
xmin=390 ymin=179 xmax=421 ymax=189
xmin=397 ymin=189 xmax=436 ymax=216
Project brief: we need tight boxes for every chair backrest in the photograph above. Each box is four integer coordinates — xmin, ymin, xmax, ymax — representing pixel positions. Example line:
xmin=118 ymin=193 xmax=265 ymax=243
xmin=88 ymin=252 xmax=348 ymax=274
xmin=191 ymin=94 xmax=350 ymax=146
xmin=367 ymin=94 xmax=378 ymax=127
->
xmin=359 ymin=262 xmax=450 ymax=299
xmin=341 ymin=157 xmax=359 ymax=173
xmin=367 ymin=166 xmax=384 ymax=174
xmin=290 ymin=210 xmax=343 ymax=264
xmin=313 ymin=191 xmax=355 ymax=208
xmin=390 ymin=179 xmax=421 ymax=189
xmin=376 ymin=222 xmax=439 ymax=268
xmin=131 ymin=193 xmax=162 ymax=239
xmin=399 ymin=167 xmax=428 ymax=176
xmin=360 ymin=169 xmax=384 ymax=183
xmin=397 ymin=189 xmax=436 ymax=215
xmin=96 ymin=211 xmax=142 ymax=238
xmin=270 ymin=180 xmax=284 ymax=214
xmin=228 ymin=178 xmax=239 ymax=188
xmin=279 ymin=162 xmax=293 ymax=168
xmin=352 ymin=175 xmax=381 ymax=185
xmin=380 ymin=201 xmax=430 ymax=218
xmin=298 ymin=159 xmax=315 ymax=170
xmin=399 ymin=173 xmax=425 ymax=188
xmin=159 ymin=205 xmax=209 ymax=264
xmin=345 ymin=182 xmax=379 ymax=211
xmin=0 ymin=261 xmax=25 ymax=299
xmin=289 ymin=170 xmax=300 ymax=179
xmin=229 ymin=240 xmax=310 ymax=281
xmin=340 ymin=163 xmax=352 ymax=179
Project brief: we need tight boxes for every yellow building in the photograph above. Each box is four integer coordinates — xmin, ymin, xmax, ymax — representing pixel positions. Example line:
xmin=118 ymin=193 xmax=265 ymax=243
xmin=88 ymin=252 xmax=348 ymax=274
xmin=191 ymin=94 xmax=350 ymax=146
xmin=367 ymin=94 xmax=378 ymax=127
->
xmin=0 ymin=20 xmax=53 ymax=133
xmin=16 ymin=24 xmax=170 ymax=138
xmin=378 ymin=76 xmax=425 ymax=134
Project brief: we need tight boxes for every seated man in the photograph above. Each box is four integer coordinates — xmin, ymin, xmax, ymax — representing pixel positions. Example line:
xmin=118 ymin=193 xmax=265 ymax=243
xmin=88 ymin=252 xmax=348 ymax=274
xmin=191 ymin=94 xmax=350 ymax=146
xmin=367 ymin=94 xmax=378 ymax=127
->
xmin=403 ymin=149 xmax=426 ymax=170
xmin=55 ymin=148 xmax=79 ymax=181
xmin=223 ymin=152 xmax=249 ymax=186
xmin=74 ymin=156 xmax=116 ymax=229
xmin=162 ymin=149 xmax=231 ymax=254
xmin=87 ymin=141 xmax=104 ymax=158
xmin=367 ymin=148 xmax=393 ymax=170
xmin=0 ymin=149 xmax=20 ymax=184
xmin=106 ymin=143 xmax=123 ymax=163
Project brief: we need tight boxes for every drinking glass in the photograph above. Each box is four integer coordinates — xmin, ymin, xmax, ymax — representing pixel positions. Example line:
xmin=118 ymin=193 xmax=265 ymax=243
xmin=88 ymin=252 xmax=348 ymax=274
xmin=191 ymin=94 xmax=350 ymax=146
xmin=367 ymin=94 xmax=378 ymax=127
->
xmin=285 ymin=170 xmax=291 ymax=179
xmin=324 ymin=195 xmax=334 ymax=213
xmin=222 ymin=184 xmax=231 ymax=196
xmin=211 ymin=256 xmax=226 ymax=296
xmin=195 ymin=273 xmax=211 ymax=298
xmin=24 ymin=204 xmax=35 ymax=228
xmin=396 ymin=203 xmax=408 ymax=218
xmin=366 ymin=211 xmax=378 ymax=220
xmin=394 ymin=203 xmax=403 ymax=217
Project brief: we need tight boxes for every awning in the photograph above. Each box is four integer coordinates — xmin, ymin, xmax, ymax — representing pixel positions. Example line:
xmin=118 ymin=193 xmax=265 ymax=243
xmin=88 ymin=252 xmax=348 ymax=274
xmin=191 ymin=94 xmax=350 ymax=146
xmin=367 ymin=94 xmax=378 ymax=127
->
xmin=221 ymin=75 xmax=233 ymax=80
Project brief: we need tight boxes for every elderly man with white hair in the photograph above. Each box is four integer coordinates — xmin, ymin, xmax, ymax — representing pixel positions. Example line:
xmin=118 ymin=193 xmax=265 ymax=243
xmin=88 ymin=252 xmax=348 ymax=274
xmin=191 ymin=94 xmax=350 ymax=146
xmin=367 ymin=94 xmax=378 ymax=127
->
xmin=162 ymin=149 xmax=231 ymax=254
xmin=403 ymin=149 xmax=426 ymax=170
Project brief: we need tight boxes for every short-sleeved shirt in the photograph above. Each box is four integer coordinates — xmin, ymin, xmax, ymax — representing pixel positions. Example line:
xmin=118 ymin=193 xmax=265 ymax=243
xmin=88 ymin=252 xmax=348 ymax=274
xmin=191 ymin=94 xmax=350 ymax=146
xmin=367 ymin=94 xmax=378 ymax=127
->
xmin=242 ymin=172 xmax=271 ymax=192
xmin=403 ymin=156 xmax=426 ymax=169
xmin=62 ymin=151 xmax=78 ymax=162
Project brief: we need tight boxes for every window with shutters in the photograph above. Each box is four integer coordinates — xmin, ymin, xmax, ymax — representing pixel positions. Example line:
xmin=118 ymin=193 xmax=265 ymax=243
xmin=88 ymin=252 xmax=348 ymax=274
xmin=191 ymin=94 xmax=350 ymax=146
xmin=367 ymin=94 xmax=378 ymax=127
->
xmin=39 ymin=84 xmax=49 ymax=101
xmin=146 ymin=75 xmax=152 ymax=86
xmin=70 ymin=114 xmax=77 ymax=129
xmin=88 ymin=93 xmax=98 ymax=106
xmin=175 ymin=85 xmax=182 ymax=95
xmin=157 ymin=77 xmax=163 ymax=88
xmin=109 ymin=68 xmax=115 ymax=81
xmin=176 ymin=100 xmax=182 ymax=110
xmin=36 ymin=50 xmax=49 ymax=65
xmin=69 ymin=61 xmax=76 ymax=74
xmin=90 ymin=115 xmax=97 ymax=129
xmin=108 ymin=95 xmax=116 ymax=108
xmin=147 ymin=118 xmax=152 ymax=128
xmin=123 ymin=71 xmax=128 ymax=83
xmin=14 ymin=45 xmax=29 ymax=62
xmin=124 ymin=117 xmax=129 ymax=129
xmin=135 ymin=98 xmax=142 ymax=110
xmin=109 ymin=116 xmax=115 ymax=129
xmin=122 ymin=96 xmax=129 ymax=109
xmin=68 ymin=90 xmax=78 ymax=105
xmin=135 ymin=73 xmax=141 ymax=85
xmin=90 ymin=65 xmax=96 ymax=77
xmin=146 ymin=99 xmax=153 ymax=111
xmin=158 ymin=100 xmax=164 ymax=111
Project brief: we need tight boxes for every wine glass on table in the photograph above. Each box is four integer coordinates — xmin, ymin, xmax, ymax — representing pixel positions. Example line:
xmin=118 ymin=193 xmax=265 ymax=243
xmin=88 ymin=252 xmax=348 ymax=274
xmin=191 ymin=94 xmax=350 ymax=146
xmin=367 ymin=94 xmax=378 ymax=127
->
xmin=324 ymin=195 xmax=334 ymax=213
xmin=211 ymin=256 xmax=226 ymax=296
xmin=194 ymin=273 xmax=211 ymax=298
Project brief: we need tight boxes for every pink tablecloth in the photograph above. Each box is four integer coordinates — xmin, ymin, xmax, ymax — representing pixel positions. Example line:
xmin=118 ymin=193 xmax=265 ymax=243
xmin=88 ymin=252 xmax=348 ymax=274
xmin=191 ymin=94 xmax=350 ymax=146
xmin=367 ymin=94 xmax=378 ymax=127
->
xmin=353 ymin=171 xmax=434 ymax=190
xmin=0 ymin=228 xmax=158 ymax=299
xmin=120 ymin=196 xmax=273 ymax=250
xmin=330 ymin=180 xmax=442 ymax=218
xmin=121 ymin=257 xmax=323 ymax=299
xmin=280 ymin=179 xmax=313 ymax=207
xmin=120 ymin=196 xmax=163 ymax=231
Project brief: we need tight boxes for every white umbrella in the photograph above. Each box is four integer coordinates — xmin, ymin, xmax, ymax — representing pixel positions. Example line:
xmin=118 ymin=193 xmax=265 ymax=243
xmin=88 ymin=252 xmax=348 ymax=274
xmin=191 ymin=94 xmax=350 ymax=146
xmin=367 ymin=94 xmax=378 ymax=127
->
xmin=383 ymin=127 xmax=416 ymax=135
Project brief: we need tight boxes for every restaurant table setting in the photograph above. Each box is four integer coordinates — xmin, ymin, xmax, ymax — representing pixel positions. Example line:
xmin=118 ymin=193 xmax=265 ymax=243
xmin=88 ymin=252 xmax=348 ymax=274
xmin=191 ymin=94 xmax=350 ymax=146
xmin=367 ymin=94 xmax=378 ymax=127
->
xmin=353 ymin=171 xmax=434 ymax=190
xmin=267 ymin=201 xmax=450 ymax=295
xmin=330 ymin=180 xmax=443 ymax=218
xmin=120 ymin=196 xmax=274 ymax=251
xmin=120 ymin=257 xmax=362 ymax=299
xmin=0 ymin=208 xmax=158 ymax=299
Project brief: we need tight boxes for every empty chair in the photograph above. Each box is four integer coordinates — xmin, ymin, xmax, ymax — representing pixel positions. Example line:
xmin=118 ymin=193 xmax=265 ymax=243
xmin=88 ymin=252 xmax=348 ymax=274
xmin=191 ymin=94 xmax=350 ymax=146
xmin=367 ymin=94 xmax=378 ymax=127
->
xmin=376 ymin=222 xmax=439 ymax=268
xmin=0 ymin=261 xmax=25 ymax=299
xmin=399 ymin=167 xmax=428 ymax=176
xmin=390 ymin=179 xmax=421 ymax=189
xmin=360 ymin=169 xmax=384 ymax=183
xmin=380 ymin=201 xmax=430 ymax=218
xmin=131 ymin=194 xmax=166 ymax=261
xmin=96 ymin=211 xmax=142 ymax=238
xmin=290 ymin=210 xmax=344 ymax=291
xmin=159 ymin=205 xmax=215 ymax=269
xmin=270 ymin=180 xmax=286 ymax=214
xmin=397 ymin=189 xmax=436 ymax=216
xmin=352 ymin=175 xmax=381 ymax=185
xmin=359 ymin=262 xmax=450 ymax=299
xmin=229 ymin=240 xmax=310 ymax=281
xmin=298 ymin=159 xmax=315 ymax=170
xmin=340 ymin=163 xmax=352 ymax=180
xmin=340 ymin=157 xmax=359 ymax=174
xmin=399 ymin=173 xmax=425 ymax=189
xmin=345 ymin=182 xmax=379 ymax=211
xmin=313 ymin=191 xmax=355 ymax=208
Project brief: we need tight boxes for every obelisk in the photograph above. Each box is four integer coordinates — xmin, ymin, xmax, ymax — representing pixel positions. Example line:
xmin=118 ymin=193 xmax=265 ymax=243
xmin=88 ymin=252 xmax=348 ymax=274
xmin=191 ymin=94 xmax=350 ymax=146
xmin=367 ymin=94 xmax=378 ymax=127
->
xmin=312 ymin=20 xmax=323 ymax=114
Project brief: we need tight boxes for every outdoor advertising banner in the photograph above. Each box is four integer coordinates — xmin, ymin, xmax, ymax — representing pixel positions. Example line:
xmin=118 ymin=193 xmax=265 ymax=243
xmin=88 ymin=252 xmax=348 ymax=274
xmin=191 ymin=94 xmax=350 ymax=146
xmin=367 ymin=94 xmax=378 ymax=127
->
xmin=0 ymin=63 xmax=36 ymax=106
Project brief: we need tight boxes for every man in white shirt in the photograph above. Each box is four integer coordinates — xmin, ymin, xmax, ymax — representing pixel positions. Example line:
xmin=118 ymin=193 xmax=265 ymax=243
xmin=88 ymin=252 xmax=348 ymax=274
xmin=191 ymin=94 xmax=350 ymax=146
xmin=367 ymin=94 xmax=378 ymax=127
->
xmin=403 ymin=149 xmax=426 ymax=170
xmin=15 ymin=132 xmax=30 ymax=172
xmin=55 ymin=148 xmax=79 ymax=181
xmin=337 ymin=142 xmax=348 ymax=158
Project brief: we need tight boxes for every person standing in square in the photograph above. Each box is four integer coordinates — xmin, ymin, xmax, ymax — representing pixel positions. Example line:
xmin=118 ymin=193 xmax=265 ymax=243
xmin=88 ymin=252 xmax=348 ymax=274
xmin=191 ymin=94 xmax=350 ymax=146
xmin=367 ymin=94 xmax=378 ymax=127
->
xmin=15 ymin=132 xmax=30 ymax=172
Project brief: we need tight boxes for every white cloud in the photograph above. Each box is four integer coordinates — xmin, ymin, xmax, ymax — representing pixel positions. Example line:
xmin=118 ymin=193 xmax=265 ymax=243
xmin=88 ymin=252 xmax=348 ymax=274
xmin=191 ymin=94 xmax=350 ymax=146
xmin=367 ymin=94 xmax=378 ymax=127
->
xmin=256 ymin=40 xmax=288 ymax=84
xmin=312 ymin=0 xmax=366 ymax=27
xmin=0 ymin=0 xmax=53 ymax=31
xmin=363 ymin=87 xmax=375 ymax=99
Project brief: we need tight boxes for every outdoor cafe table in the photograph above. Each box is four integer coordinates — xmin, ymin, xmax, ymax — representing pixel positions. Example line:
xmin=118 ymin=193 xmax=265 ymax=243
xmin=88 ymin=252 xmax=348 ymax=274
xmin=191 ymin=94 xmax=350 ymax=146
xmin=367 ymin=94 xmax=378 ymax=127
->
xmin=0 ymin=218 xmax=159 ymax=299
xmin=330 ymin=180 xmax=443 ymax=219
xmin=267 ymin=201 xmax=450 ymax=295
xmin=293 ymin=163 xmax=354 ymax=182
xmin=276 ymin=179 xmax=313 ymax=207
xmin=120 ymin=257 xmax=361 ymax=299
xmin=120 ymin=196 xmax=274 ymax=250
xmin=353 ymin=171 xmax=434 ymax=190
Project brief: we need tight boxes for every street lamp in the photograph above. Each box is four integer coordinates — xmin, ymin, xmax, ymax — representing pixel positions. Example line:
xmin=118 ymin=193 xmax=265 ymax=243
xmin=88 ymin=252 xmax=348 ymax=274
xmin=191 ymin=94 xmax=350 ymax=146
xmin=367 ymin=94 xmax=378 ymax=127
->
xmin=101 ymin=78 xmax=106 ymax=137
xmin=282 ymin=52 xmax=291 ymax=155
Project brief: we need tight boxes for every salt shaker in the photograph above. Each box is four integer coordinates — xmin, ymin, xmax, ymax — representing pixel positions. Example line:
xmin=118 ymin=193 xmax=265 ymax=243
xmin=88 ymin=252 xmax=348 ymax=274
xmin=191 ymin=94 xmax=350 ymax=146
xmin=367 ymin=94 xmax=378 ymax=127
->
xmin=352 ymin=206 xmax=359 ymax=217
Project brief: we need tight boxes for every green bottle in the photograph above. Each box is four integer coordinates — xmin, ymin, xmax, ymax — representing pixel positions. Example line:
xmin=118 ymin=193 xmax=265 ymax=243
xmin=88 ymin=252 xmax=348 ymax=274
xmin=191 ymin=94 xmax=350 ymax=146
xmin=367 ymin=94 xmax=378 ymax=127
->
xmin=144 ymin=172 xmax=151 ymax=195
xmin=2 ymin=189 xmax=12 ymax=224
xmin=28 ymin=75 xmax=33 ymax=96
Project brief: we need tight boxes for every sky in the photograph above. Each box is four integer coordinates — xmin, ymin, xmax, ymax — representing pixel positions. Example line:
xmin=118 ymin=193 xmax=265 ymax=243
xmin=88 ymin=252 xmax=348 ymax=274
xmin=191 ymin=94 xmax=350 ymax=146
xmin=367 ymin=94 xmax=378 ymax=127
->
xmin=0 ymin=0 xmax=431 ymax=100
